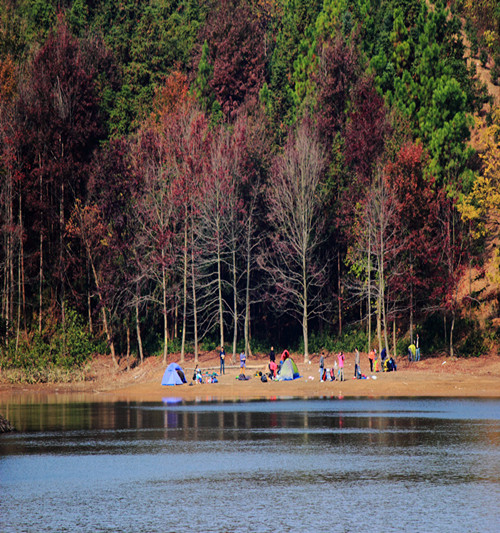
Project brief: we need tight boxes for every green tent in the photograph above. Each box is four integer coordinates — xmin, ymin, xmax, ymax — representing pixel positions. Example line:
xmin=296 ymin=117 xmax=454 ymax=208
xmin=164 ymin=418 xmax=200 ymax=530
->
xmin=277 ymin=358 xmax=300 ymax=381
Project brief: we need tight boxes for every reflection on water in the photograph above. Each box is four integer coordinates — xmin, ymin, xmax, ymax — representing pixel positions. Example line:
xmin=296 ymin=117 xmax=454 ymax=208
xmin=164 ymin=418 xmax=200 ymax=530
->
xmin=0 ymin=398 xmax=499 ymax=533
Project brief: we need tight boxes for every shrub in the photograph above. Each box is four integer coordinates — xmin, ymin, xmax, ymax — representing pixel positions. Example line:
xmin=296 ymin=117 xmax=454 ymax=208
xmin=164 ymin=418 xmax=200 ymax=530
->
xmin=52 ymin=308 xmax=97 ymax=368
xmin=0 ymin=307 xmax=97 ymax=374
xmin=480 ymin=49 xmax=489 ymax=68
xmin=303 ymin=327 xmax=368 ymax=354
xmin=457 ymin=329 xmax=486 ymax=357
xmin=491 ymin=55 xmax=500 ymax=85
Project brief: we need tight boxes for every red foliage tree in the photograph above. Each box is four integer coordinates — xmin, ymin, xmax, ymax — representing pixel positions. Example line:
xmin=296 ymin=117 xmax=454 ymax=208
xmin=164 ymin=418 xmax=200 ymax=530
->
xmin=384 ymin=143 xmax=448 ymax=345
xmin=314 ymin=36 xmax=358 ymax=152
xmin=10 ymin=18 xmax=108 ymax=335
xmin=197 ymin=0 xmax=266 ymax=119
xmin=344 ymin=75 xmax=388 ymax=187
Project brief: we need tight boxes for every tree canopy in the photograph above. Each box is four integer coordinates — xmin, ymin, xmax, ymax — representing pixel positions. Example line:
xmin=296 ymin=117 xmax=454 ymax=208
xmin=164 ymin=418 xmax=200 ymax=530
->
xmin=0 ymin=0 xmax=498 ymax=376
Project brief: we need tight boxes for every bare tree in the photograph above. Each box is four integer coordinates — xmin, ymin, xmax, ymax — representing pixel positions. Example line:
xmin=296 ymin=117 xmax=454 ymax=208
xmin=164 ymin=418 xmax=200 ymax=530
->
xmin=264 ymin=120 xmax=326 ymax=362
xmin=131 ymin=128 xmax=177 ymax=365
xmin=346 ymin=169 xmax=404 ymax=355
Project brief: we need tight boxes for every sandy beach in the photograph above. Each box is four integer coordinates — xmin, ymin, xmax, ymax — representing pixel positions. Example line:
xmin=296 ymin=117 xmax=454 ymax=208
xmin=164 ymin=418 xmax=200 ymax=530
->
xmin=1 ymin=351 xmax=499 ymax=403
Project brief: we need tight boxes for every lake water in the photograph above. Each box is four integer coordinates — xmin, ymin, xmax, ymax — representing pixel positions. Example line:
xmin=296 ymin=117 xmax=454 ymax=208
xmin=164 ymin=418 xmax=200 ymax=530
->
xmin=0 ymin=397 xmax=499 ymax=532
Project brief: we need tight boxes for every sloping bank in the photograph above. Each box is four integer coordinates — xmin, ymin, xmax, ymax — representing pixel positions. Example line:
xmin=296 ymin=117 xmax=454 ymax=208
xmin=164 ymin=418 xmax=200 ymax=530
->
xmin=0 ymin=413 xmax=15 ymax=432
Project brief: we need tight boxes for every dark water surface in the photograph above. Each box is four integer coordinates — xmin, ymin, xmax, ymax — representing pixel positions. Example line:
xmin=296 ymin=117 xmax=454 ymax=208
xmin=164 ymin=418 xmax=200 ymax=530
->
xmin=1 ymin=397 xmax=499 ymax=532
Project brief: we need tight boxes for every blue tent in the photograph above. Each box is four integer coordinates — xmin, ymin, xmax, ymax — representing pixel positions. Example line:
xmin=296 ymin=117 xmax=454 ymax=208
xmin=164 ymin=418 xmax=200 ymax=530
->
xmin=161 ymin=363 xmax=187 ymax=386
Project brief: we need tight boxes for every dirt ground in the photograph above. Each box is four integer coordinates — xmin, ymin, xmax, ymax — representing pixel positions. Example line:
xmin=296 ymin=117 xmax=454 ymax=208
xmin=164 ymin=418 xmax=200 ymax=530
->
xmin=1 ymin=351 xmax=499 ymax=403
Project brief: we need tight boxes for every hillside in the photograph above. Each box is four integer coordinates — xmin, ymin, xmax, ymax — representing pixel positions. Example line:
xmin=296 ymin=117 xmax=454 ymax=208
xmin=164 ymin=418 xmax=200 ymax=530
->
xmin=0 ymin=0 xmax=499 ymax=383
xmin=458 ymin=10 xmax=500 ymax=342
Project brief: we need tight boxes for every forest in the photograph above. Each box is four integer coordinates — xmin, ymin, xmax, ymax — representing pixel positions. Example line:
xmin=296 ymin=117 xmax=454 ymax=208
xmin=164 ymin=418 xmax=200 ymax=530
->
xmin=0 ymin=0 xmax=499 ymax=379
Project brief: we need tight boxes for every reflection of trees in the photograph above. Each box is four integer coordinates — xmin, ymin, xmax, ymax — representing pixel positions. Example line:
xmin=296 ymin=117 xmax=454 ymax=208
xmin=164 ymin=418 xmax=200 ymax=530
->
xmin=2 ymin=401 xmax=496 ymax=453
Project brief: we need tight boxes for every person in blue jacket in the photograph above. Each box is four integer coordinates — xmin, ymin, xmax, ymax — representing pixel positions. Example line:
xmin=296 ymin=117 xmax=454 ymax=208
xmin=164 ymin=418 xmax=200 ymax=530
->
xmin=219 ymin=346 xmax=226 ymax=375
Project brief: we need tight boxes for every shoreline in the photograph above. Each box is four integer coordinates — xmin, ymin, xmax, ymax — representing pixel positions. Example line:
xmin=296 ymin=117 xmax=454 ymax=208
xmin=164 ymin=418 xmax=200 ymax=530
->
xmin=1 ymin=352 xmax=499 ymax=404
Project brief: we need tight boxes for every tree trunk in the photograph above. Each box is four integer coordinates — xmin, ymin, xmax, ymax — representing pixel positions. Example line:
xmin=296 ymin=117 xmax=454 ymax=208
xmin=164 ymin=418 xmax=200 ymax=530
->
xmin=450 ymin=311 xmax=455 ymax=357
xmin=232 ymin=248 xmax=238 ymax=360
xmin=409 ymin=268 xmax=414 ymax=344
xmin=181 ymin=223 xmax=188 ymax=363
xmin=39 ymin=222 xmax=43 ymax=334
xmin=38 ymin=155 xmax=43 ymax=334
xmin=338 ymin=250 xmax=342 ymax=336
xmin=174 ymin=297 xmax=178 ymax=339
xmin=382 ymin=298 xmax=389 ymax=354
xmin=191 ymin=226 xmax=199 ymax=364
xmin=302 ymin=253 xmax=309 ymax=363
xmin=19 ymin=193 xmax=26 ymax=339
xmin=87 ymin=262 xmax=93 ymax=334
xmin=217 ymin=230 xmax=224 ymax=351
xmin=244 ymin=219 xmax=251 ymax=362
xmin=7 ymin=171 xmax=13 ymax=342
xmin=392 ymin=317 xmax=397 ymax=358
xmin=367 ymin=228 xmax=371 ymax=352
xmin=88 ymin=251 xmax=118 ymax=368
xmin=101 ymin=305 xmax=118 ymax=368
xmin=126 ymin=323 xmax=130 ymax=370
xmin=162 ymin=262 xmax=168 ymax=365
xmin=380 ymin=241 xmax=389 ymax=353
xmin=376 ymin=288 xmax=382 ymax=355
xmin=15 ymin=241 xmax=21 ymax=352
xmin=60 ymin=179 xmax=66 ymax=356
xmin=135 ymin=298 xmax=144 ymax=364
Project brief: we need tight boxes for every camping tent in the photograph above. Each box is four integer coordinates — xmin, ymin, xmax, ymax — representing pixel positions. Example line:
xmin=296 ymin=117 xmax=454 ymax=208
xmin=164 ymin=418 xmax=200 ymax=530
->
xmin=161 ymin=363 xmax=187 ymax=386
xmin=277 ymin=357 xmax=300 ymax=381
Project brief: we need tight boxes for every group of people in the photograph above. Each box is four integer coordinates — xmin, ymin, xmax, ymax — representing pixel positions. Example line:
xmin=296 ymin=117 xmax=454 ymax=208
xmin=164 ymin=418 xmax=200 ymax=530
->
xmin=319 ymin=351 xmax=346 ymax=381
xmin=222 ymin=345 xmax=287 ymax=382
xmin=265 ymin=347 xmax=290 ymax=379
xmin=219 ymin=346 xmax=247 ymax=376
xmin=192 ymin=365 xmax=218 ymax=384
xmin=368 ymin=347 xmax=397 ymax=373
xmin=319 ymin=347 xmax=398 ymax=381
xmin=217 ymin=343 xmax=409 ymax=383
xmin=407 ymin=334 xmax=421 ymax=362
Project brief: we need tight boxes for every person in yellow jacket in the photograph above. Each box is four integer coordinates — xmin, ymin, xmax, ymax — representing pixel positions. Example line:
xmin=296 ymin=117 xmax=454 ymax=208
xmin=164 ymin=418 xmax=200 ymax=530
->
xmin=408 ymin=343 xmax=416 ymax=362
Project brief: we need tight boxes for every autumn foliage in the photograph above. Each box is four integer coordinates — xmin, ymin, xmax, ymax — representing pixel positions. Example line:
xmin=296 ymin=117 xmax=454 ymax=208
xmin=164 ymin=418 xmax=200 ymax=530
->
xmin=0 ymin=0 xmax=497 ymax=375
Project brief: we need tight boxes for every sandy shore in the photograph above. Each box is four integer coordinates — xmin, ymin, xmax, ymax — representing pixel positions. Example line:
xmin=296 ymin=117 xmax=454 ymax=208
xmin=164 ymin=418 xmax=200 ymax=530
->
xmin=1 ymin=352 xmax=499 ymax=403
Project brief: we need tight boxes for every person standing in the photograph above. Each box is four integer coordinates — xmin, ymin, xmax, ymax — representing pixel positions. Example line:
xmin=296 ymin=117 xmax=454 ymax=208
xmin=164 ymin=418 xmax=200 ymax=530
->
xmin=415 ymin=334 xmax=420 ymax=361
xmin=319 ymin=352 xmax=325 ymax=381
xmin=338 ymin=352 xmax=345 ymax=381
xmin=269 ymin=346 xmax=275 ymax=364
xmin=354 ymin=348 xmax=361 ymax=378
xmin=240 ymin=351 xmax=246 ymax=371
xmin=219 ymin=346 xmax=226 ymax=375
xmin=368 ymin=349 xmax=375 ymax=373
